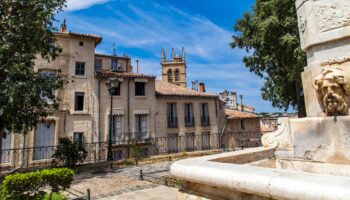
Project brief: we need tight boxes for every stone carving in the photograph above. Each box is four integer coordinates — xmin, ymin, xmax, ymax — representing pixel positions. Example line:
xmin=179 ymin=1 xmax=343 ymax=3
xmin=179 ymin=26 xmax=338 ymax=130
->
xmin=315 ymin=1 xmax=350 ymax=32
xmin=314 ymin=68 xmax=350 ymax=116
xmin=298 ymin=15 xmax=307 ymax=33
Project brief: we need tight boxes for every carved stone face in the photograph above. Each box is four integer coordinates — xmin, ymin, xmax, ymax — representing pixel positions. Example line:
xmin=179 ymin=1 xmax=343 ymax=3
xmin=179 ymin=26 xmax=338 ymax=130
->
xmin=315 ymin=68 xmax=350 ymax=116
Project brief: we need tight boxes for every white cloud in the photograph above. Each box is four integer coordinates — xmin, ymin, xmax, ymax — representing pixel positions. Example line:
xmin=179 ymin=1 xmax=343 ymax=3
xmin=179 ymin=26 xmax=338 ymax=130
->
xmin=65 ymin=0 xmax=110 ymax=11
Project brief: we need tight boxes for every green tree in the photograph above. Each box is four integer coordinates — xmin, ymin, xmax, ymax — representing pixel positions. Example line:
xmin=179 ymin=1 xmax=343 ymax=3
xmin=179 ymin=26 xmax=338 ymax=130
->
xmin=231 ymin=0 xmax=307 ymax=117
xmin=0 ymin=0 xmax=66 ymax=161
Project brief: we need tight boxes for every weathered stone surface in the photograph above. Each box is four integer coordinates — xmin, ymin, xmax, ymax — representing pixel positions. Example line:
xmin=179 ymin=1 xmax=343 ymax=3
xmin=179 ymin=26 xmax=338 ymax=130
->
xmin=290 ymin=116 xmax=350 ymax=164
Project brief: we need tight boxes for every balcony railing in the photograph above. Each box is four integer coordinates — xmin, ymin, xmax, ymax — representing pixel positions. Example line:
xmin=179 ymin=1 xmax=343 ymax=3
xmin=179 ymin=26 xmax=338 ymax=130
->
xmin=201 ymin=116 xmax=210 ymax=126
xmin=168 ymin=117 xmax=178 ymax=128
xmin=184 ymin=117 xmax=195 ymax=127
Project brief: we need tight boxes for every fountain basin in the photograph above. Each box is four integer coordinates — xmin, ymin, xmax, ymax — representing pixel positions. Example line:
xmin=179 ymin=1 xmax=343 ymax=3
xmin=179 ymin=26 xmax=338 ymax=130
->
xmin=170 ymin=147 xmax=350 ymax=200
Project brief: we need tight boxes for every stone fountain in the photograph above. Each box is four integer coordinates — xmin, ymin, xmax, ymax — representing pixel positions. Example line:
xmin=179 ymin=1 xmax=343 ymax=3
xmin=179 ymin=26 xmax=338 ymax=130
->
xmin=170 ymin=0 xmax=350 ymax=199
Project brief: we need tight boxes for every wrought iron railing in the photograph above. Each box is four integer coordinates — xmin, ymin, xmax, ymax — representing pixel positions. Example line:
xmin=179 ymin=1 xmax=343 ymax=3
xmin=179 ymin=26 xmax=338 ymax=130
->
xmin=0 ymin=132 xmax=262 ymax=171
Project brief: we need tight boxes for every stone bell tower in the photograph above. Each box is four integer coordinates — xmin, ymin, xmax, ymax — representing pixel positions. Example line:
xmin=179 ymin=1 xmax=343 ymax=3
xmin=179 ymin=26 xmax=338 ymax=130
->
xmin=161 ymin=47 xmax=187 ymax=88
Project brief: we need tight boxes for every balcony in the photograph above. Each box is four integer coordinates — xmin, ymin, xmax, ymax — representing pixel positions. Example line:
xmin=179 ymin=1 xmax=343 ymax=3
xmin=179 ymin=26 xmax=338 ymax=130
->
xmin=168 ymin=117 xmax=178 ymax=128
xmin=201 ymin=116 xmax=210 ymax=126
xmin=184 ymin=117 xmax=195 ymax=127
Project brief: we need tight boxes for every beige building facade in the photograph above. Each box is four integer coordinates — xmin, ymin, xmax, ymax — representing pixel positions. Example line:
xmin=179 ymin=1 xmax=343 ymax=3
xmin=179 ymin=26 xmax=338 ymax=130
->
xmin=1 ymin=23 xmax=223 ymax=166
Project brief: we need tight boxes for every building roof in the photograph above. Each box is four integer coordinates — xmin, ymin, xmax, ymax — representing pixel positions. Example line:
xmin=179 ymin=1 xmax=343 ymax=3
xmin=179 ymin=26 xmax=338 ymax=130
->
xmin=95 ymin=69 xmax=156 ymax=79
xmin=155 ymin=80 xmax=218 ymax=98
xmin=225 ymin=109 xmax=261 ymax=119
xmin=54 ymin=32 xmax=102 ymax=44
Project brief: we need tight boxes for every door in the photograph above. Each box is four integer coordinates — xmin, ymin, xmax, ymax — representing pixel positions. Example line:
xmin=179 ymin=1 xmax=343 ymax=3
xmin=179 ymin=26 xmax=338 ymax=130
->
xmin=167 ymin=133 xmax=178 ymax=153
xmin=1 ymin=133 xmax=11 ymax=163
xmin=185 ymin=133 xmax=195 ymax=151
xmin=33 ymin=122 xmax=55 ymax=160
xmin=113 ymin=115 xmax=123 ymax=142
xmin=202 ymin=132 xmax=210 ymax=150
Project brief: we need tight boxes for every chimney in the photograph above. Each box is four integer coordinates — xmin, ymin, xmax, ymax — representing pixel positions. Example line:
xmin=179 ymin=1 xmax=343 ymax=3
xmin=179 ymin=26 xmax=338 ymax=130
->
xmin=195 ymin=80 xmax=199 ymax=91
xmin=161 ymin=48 xmax=166 ymax=62
xmin=199 ymin=82 xmax=206 ymax=92
xmin=136 ymin=59 xmax=139 ymax=74
xmin=240 ymin=95 xmax=243 ymax=111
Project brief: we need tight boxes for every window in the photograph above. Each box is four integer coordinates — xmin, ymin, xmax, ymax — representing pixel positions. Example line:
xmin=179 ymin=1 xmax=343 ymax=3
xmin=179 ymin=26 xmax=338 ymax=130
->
xmin=135 ymin=82 xmax=145 ymax=96
xmin=200 ymin=103 xmax=210 ymax=126
xmin=167 ymin=103 xmax=177 ymax=128
xmin=74 ymin=92 xmax=84 ymax=111
xmin=175 ymin=69 xmax=180 ymax=82
xmin=73 ymin=132 xmax=83 ymax=147
xmin=135 ymin=114 xmax=147 ymax=140
xmin=112 ymin=84 xmax=121 ymax=96
xmin=39 ymin=70 xmax=57 ymax=104
xmin=111 ymin=59 xmax=121 ymax=71
xmin=75 ymin=62 xmax=85 ymax=76
xmin=167 ymin=69 xmax=173 ymax=82
xmin=33 ymin=122 xmax=55 ymax=160
xmin=1 ymin=131 xmax=11 ymax=163
xmin=240 ymin=119 xmax=246 ymax=130
xmin=113 ymin=115 xmax=123 ymax=142
xmin=94 ymin=59 xmax=102 ymax=71
xmin=184 ymin=103 xmax=194 ymax=127
xmin=79 ymin=41 xmax=84 ymax=46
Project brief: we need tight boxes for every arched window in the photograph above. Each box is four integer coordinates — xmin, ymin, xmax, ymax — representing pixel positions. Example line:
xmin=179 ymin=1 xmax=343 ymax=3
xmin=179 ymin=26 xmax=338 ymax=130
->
xmin=175 ymin=69 xmax=180 ymax=82
xmin=167 ymin=69 xmax=173 ymax=82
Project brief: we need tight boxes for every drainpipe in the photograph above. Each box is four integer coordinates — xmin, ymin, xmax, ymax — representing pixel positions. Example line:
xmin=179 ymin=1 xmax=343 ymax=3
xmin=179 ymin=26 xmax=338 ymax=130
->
xmin=98 ymin=80 xmax=101 ymax=143
xmin=127 ymin=79 xmax=130 ymax=140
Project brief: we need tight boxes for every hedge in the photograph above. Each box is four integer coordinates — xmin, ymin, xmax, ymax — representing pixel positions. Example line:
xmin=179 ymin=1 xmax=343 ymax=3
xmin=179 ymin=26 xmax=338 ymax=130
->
xmin=1 ymin=168 xmax=74 ymax=200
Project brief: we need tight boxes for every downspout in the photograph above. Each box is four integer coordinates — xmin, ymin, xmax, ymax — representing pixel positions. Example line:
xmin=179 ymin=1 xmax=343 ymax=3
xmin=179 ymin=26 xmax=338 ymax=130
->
xmin=127 ymin=79 xmax=130 ymax=140
xmin=98 ymin=80 xmax=101 ymax=143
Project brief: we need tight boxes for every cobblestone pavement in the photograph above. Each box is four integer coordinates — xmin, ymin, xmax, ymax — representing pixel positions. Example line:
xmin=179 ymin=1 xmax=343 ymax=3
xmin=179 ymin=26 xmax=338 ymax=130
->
xmin=67 ymin=161 xmax=176 ymax=199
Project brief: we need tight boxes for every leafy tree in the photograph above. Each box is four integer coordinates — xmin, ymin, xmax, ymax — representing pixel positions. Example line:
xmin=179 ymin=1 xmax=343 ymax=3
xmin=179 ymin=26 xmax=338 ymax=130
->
xmin=52 ymin=137 xmax=87 ymax=168
xmin=231 ymin=0 xmax=307 ymax=117
xmin=130 ymin=143 xmax=142 ymax=166
xmin=0 ymin=0 xmax=66 ymax=162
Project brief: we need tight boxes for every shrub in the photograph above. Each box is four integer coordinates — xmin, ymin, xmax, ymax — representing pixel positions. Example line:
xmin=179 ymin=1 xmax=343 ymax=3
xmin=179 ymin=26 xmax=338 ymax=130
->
xmin=1 ymin=168 xmax=74 ymax=200
xmin=52 ymin=137 xmax=87 ymax=168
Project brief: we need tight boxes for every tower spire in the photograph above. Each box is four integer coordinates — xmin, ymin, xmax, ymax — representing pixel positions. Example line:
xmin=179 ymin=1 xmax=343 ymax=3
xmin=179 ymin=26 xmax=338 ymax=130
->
xmin=182 ymin=47 xmax=185 ymax=62
xmin=171 ymin=48 xmax=175 ymax=60
xmin=59 ymin=19 xmax=67 ymax=33
xmin=161 ymin=48 xmax=166 ymax=62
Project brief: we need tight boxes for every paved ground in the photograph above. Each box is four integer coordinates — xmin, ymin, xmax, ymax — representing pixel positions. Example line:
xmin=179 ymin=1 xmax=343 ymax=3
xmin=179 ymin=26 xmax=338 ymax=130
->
xmin=65 ymin=161 xmax=177 ymax=200
xmin=97 ymin=185 xmax=178 ymax=200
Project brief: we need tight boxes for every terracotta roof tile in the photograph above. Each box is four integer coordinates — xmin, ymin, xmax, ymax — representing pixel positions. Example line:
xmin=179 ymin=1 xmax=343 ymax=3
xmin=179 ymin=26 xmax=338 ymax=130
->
xmin=155 ymin=80 xmax=218 ymax=98
xmin=225 ymin=109 xmax=261 ymax=119
xmin=95 ymin=70 xmax=156 ymax=79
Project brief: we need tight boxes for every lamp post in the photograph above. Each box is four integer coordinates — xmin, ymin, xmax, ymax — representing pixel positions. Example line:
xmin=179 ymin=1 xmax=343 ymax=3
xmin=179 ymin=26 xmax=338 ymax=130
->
xmin=106 ymin=77 xmax=120 ymax=161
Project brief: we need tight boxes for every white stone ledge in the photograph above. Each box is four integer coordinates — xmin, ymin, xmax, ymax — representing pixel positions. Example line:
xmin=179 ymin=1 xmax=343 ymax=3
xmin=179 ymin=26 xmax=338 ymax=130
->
xmin=170 ymin=148 xmax=350 ymax=200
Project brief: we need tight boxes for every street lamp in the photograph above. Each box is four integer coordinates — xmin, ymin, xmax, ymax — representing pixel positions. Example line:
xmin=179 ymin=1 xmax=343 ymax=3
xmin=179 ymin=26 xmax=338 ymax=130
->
xmin=106 ymin=77 xmax=120 ymax=161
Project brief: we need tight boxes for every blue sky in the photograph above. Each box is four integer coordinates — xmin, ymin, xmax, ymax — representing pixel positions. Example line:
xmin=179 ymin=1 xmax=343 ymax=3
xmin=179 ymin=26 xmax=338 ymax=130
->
xmin=58 ymin=0 xmax=289 ymax=113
